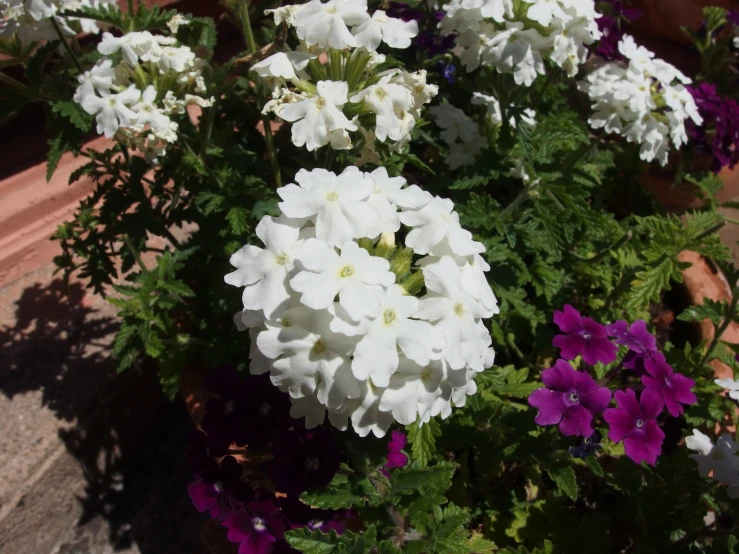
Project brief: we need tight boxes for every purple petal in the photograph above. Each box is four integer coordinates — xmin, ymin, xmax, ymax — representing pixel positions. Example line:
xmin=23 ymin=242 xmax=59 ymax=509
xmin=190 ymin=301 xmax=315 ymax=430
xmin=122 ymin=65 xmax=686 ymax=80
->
xmin=553 ymin=304 xmax=582 ymax=333
xmin=541 ymin=360 xmax=578 ymax=391
xmin=606 ymin=320 xmax=629 ymax=339
xmin=629 ymin=320 xmax=657 ymax=352
xmin=553 ymin=334 xmax=585 ymax=360
xmin=188 ymin=479 xmax=218 ymax=513
xmin=639 ymin=388 xmax=664 ymax=420
xmin=643 ymin=420 xmax=665 ymax=465
xmin=663 ymin=394 xmax=684 ymax=417
xmin=385 ymin=451 xmax=408 ymax=470
xmin=528 ymin=388 xmax=566 ymax=426
xmin=613 ymin=389 xmax=641 ymax=419
xmin=224 ymin=510 xmax=254 ymax=544
xmin=239 ymin=530 xmax=277 ymax=554
xmin=623 ymin=431 xmax=652 ymax=465
xmin=580 ymin=384 xmax=612 ymax=415
xmin=603 ymin=407 xmax=635 ymax=443
xmin=670 ymin=373 xmax=697 ymax=405
xmin=580 ymin=317 xmax=608 ymax=339
xmin=559 ymin=404 xmax=594 ymax=437
xmin=388 ymin=430 xmax=407 ymax=451
xmin=582 ymin=337 xmax=618 ymax=365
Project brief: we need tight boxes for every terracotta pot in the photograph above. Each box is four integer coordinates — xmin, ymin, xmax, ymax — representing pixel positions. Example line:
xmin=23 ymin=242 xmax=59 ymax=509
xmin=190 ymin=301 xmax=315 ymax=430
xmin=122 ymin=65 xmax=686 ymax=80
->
xmin=643 ymin=164 xmax=739 ymax=211
xmin=679 ymin=251 xmax=739 ymax=381
xmin=631 ymin=0 xmax=738 ymax=46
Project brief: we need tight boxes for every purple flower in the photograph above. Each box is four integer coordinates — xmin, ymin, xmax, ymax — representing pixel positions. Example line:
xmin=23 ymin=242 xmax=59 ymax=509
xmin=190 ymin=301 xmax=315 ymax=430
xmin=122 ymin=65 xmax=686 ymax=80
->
xmin=438 ymin=61 xmax=456 ymax=84
xmin=188 ymin=455 xmax=244 ymax=521
xmin=223 ymin=496 xmax=288 ymax=554
xmin=606 ymin=319 xmax=658 ymax=371
xmin=386 ymin=2 xmax=425 ymax=22
xmin=527 ymin=359 xmax=612 ymax=437
xmin=270 ymin=428 xmax=340 ymax=497
xmin=728 ymin=10 xmax=739 ymax=26
xmin=687 ymin=82 xmax=739 ymax=171
xmin=641 ymin=353 xmax=697 ymax=417
xmin=595 ymin=0 xmax=644 ymax=60
xmin=603 ymin=389 xmax=665 ymax=466
xmin=569 ymin=430 xmax=603 ymax=459
xmin=382 ymin=430 xmax=409 ymax=476
xmin=415 ymin=31 xmax=457 ymax=56
xmin=552 ymin=305 xmax=618 ymax=365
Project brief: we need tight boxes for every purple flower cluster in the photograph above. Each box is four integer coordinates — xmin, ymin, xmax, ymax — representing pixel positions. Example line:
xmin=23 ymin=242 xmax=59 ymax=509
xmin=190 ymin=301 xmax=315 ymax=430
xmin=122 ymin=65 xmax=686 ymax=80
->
xmin=595 ymin=0 xmax=643 ymax=60
xmin=188 ymin=366 xmax=347 ymax=553
xmin=528 ymin=305 xmax=697 ymax=466
xmin=687 ymin=82 xmax=739 ymax=172
xmin=386 ymin=2 xmax=456 ymax=56
xmin=381 ymin=430 xmax=409 ymax=476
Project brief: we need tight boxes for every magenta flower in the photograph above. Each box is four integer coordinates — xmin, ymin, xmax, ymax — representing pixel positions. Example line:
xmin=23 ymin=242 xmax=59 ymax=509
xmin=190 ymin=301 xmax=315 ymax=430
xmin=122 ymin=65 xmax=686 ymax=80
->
xmin=382 ymin=430 xmax=409 ymax=476
xmin=603 ymin=389 xmax=665 ymax=466
xmin=607 ymin=319 xmax=658 ymax=372
xmin=552 ymin=305 xmax=618 ymax=365
xmin=527 ymin=360 xmax=612 ymax=437
xmin=641 ymin=353 xmax=697 ymax=417
xmin=188 ymin=455 xmax=244 ymax=521
xmin=223 ymin=497 xmax=288 ymax=554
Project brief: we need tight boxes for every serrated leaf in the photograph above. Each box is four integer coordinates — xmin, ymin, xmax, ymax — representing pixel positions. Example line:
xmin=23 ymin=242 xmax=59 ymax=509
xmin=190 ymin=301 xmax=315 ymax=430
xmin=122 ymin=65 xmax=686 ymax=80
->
xmin=489 ymin=382 xmax=541 ymax=398
xmin=389 ymin=462 xmax=455 ymax=498
xmin=547 ymin=466 xmax=578 ymax=501
xmin=406 ymin=419 xmax=441 ymax=467
xmin=52 ymin=101 xmax=92 ymax=132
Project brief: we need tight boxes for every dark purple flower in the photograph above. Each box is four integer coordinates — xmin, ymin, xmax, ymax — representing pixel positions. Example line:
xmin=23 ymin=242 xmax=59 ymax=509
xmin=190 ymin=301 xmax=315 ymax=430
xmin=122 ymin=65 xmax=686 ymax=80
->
xmin=569 ymin=430 xmax=603 ymax=459
xmin=415 ymin=31 xmax=457 ymax=56
xmin=278 ymin=496 xmax=349 ymax=536
xmin=595 ymin=0 xmax=644 ymax=60
xmin=188 ymin=455 xmax=244 ymax=521
xmin=223 ymin=496 xmax=288 ymax=554
xmin=270 ymin=428 xmax=340 ymax=497
xmin=382 ymin=430 xmax=409 ymax=476
xmin=728 ymin=10 xmax=739 ymax=26
xmin=687 ymin=82 xmax=739 ymax=171
xmin=201 ymin=365 xmax=250 ymax=456
xmin=641 ymin=353 xmax=697 ymax=417
xmin=603 ymin=388 xmax=665 ymax=466
xmin=607 ymin=319 xmax=658 ymax=371
xmin=438 ymin=61 xmax=456 ymax=83
xmin=528 ymin=359 xmax=612 ymax=437
xmin=386 ymin=2 xmax=425 ymax=22
xmin=553 ymin=305 xmax=618 ymax=365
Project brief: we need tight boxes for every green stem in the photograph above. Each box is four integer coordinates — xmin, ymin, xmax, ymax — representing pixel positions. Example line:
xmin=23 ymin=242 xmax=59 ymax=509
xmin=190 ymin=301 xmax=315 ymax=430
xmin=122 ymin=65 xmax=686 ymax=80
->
xmin=123 ymin=235 xmax=148 ymax=273
xmin=127 ymin=0 xmax=135 ymax=14
xmin=574 ymin=231 xmax=633 ymax=263
xmin=699 ymin=289 xmax=739 ymax=368
xmin=237 ymin=0 xmax=282 ymax=187
xmin=0 ymin=71 xmax=32 ymax=96
xmin=599 ymin=361 xmax=624 ymax=387
xmin=499 ymin=178 xmax=539 ymax=222
xmin=50 ymin=17 xmax=84 ymax=73
xmin=561 ymin=134 xmax=603 ymax=175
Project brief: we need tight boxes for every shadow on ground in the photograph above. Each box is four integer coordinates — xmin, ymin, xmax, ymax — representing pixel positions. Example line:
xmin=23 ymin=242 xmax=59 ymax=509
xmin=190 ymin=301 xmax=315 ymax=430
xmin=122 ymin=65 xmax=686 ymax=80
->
xmin=0 ymin=278 xmax=206 ymax=553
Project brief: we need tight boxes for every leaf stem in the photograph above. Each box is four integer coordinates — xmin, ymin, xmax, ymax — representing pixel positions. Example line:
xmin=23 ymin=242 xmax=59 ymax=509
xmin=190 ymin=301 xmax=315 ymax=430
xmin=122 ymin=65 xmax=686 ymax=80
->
xmin=123 ymin=235 xmax=148 ymax=273
xmin=499 ymin=177 xmax=539 ymax=222
xmin=50 ymin=17 xmax=84 ymax=73
xmin=237 ymin=0 xmax=282 ymax=188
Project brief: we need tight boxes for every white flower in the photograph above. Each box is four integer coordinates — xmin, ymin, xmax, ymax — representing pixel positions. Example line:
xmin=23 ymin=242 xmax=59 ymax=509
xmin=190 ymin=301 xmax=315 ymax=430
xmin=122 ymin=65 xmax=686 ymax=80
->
xmin=278 ymin=80 xmax=358 ymax=151
xmin=257 ymin=306 xmax=361 ymax=410
xmin=471 ymin=92 xmax=503 ymax=125
xmin=523 ymin=0 xmax=568 ymax=26
xmin=401 ymin=70 xmax=439 ymax=114
xmin=224 ymin=216 xmax=306 ymax=320
xmin=429 ymin=104 xmax=479 ymax=144
xmin=289 ymin=393 xmax=331 ymax=429
xmin=716 ymin=378 xmax=739 ymax=402
xmin=378 ymin=357 xmax=448 ymax=425
xmin=486 ymin=22 xmax=546 ymax=86
xmin=82 ymin=84 xmax=142 ymax=138
xmin=446 ymin=142 xmax=482 ymax=169
xmin=167 ymin=13 xmax=190 ymax=35
xmin=350 ymin=73 xmax=413 ymax=142
xmin=131 ymin=85 xmax=170 ymax=131
xmin=416 ymin=256 xmax=487 ymax=370
xmin=293 ymin=0 xmax=369 ymax=50
xmin=334 ymin=284 xmax=446 ymax=387
xmin=364 ymin=167 xmax=431 ymax=238
xmin=686 ymin=429 xmax=739 ymax=486
xmin=291 ymin=239 xmax=395 ymax=320
xmin=251 ymin=51 xmax=315 ymax=80
xmin=98 ymin=31 xmax=170 ymax=66
xmin=342 ymin=381 xmax=394 ymax=437
xmin=352 ymin=10 xmax=418 ymax=50
xmin=277 ymin=166 xmax=378 ymax=247
xmin=74 ymin=59 xmax=115 ymax=106
xmin=26 ymin=0 xmax=57 ymax=20
xmin=158 ymin=45 xmax=196 ymax=72
xmin=265 ymin=5 xmax=302 ymax=26
xmin=400 ymin=196 xmax=485 ymax=257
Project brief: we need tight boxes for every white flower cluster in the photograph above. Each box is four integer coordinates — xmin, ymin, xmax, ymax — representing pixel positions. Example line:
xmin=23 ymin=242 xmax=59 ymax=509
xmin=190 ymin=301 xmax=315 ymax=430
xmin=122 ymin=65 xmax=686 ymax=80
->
xmin=0 ymin=0 xmax=115 ymax=42
xmin=254 ymin=0 xmax=438 ymax=156
xmin=73 ymin=29 xmax=213 ymax=162
xmin=578 ymin=35 xmax=703 ymax=166
xmin=225 ymin=166 xmax=498 ymax=438
xmin=686 ymin=429 xmax=739 ymax=498
xmin=429 ymin=103 xmax=486 ymax=170
xmin=430 ymin=96 xmax=536 ymax=169
xmin=440 ymin=0 xmax=602 ymax=85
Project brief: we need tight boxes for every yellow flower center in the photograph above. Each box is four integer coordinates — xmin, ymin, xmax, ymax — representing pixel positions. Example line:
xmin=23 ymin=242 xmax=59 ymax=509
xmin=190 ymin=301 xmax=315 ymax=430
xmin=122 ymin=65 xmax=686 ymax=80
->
xmin=454 ymin=303 xmax=464 ymax=316
xmin=325 ymin=191 xmax=339 ymax=201
xmin=340 ymin=265 xmax=355 ymax=278
xmin=312 ymin=339 xmax=327 ymax=355
xmin=383 ymin=309 xmax=397 ymax=325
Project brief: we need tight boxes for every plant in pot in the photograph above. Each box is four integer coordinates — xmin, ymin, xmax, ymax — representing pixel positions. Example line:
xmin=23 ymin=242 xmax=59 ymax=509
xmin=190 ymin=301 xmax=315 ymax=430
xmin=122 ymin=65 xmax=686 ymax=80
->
xmin=4 ymin=0 xmax=739 ymax=551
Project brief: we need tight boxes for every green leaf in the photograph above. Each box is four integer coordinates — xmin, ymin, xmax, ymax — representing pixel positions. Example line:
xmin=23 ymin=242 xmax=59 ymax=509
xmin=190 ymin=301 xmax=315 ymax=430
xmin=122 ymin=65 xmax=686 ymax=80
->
xmin=489 ymin=382 xmax=541 ymax=398
xmin=389 ymin=462 xmax=455 ymax=498
xmin=467 ymin=533 xmax=497 ymax=553
xmin=547 ymin=466 xmax=578 ymax=501
xmin=678 ymin=298 xmax=733 ymax=327
xmin=226 ymin=206 xmax=250 ymax=235
xmin=284 ymin=527 xmax=377 ymax=554
xmin=46 ymin=134 xmax=66 ymax=182
xmin=52 ymin=101 xmax=92 ymax=132
xmin=406 ymin=419 xmax=441 ymax=467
